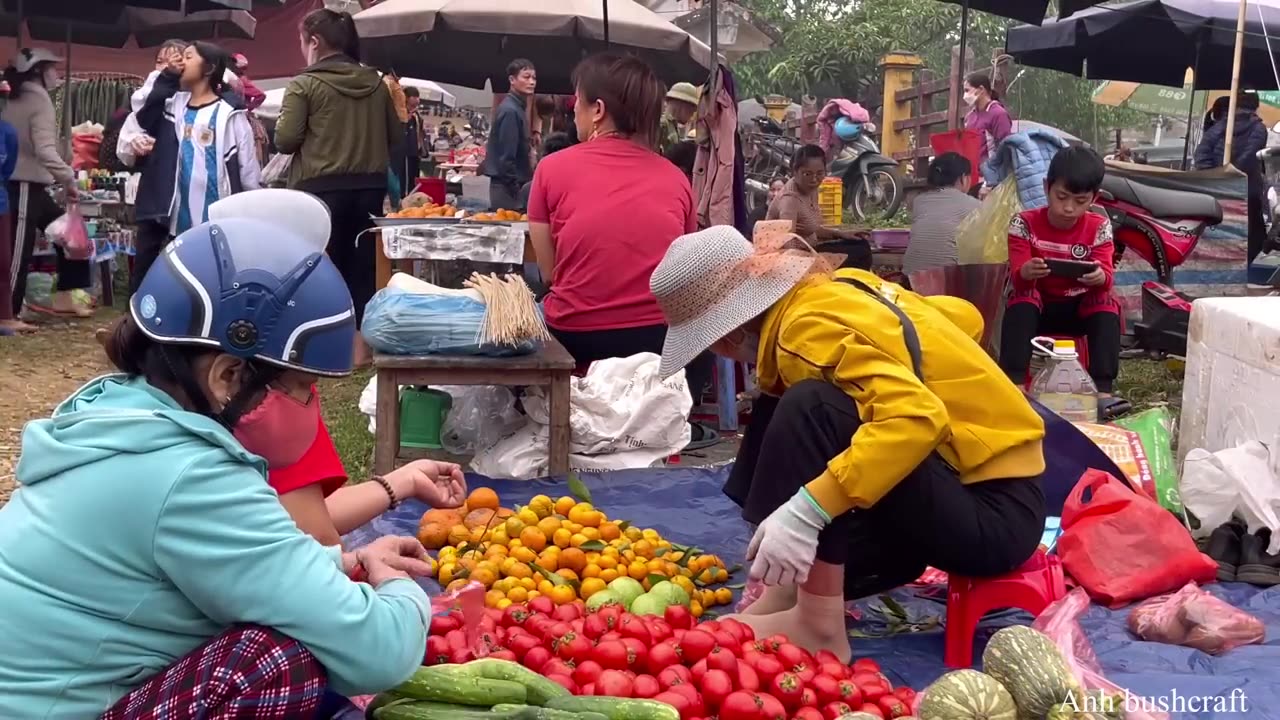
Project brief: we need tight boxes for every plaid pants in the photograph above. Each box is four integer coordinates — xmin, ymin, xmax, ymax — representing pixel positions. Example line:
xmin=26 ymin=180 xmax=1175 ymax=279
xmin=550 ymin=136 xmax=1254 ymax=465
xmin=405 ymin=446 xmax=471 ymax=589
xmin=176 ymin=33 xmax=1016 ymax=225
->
xmin=101 ymin=625 xmax=327 ymax=720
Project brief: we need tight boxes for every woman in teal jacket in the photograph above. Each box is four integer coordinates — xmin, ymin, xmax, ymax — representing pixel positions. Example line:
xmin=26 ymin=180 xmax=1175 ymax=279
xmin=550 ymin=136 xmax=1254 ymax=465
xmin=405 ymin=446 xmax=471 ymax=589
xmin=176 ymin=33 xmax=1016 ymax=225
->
xmin=0 ymin=210 xmax=458 ymax=717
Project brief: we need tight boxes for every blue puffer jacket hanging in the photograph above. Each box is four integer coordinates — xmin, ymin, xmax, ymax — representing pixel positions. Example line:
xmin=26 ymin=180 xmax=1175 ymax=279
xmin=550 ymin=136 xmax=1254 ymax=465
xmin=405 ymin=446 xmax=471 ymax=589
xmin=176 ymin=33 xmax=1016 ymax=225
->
xmin=981 ymin=129 xmax=1069 ymax=210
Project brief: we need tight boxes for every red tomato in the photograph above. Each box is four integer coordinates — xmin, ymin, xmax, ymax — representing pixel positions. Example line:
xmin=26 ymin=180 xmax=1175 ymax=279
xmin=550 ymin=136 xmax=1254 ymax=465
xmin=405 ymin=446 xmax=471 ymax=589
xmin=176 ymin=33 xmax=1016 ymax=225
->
xmin=557 ymin=602 xmax=584 ymax=621
xmin=818 ymin=662 xmax=847 ymax=680
xmin=858 ymin=703 xmax=886 ymax=718
xmin=647 ymin=617 xmax=674 ymax=644
xmin=758 ymin=692 xmax=787 ymax=720
xmin=484 ymin=607 xmax=504 ymax=625
xmin=647 ymin=641 xmax=681 ymax=675
xmin=665 ymin=604 xmax=694 ymax=630
xmin=501 ymin=605 xmax=530 ymax=628
xmin=430 ymin=612 xmax=460 ymax=635
xmin=573 ymin=660 xmax=603 ymax=687
xmin=822 ymin=701 xmax=853 ymax=720
xmin=742 ymin=640 xmax=766 ymax=656
xmin=618 ymin=615 xmax=653 ymax=645
xmin=487 ymin=649 xmax=517 ymax=661
xmin=653 ymin=691 xmax=695 ymax=720
xmin=620 ymin=637 xmax=648 ymax=671
xmin=793 ymin=708 xmax=823 ymax=720
xmin=545 ymin=673 xmax=577 ymax=694
xmin=506 ymin=633 xmax=540 ymax=661
xmin=735 ymin=664 xmax=760 ymax=692
xmin=690 ymin=658 xmax=709 ymax=684
xmin=425 ymin=636 xmax=448 ymax=665
xmin=524 ymin=615 xmax=555 ymax=641
xmin=706 ymin=646 xmax=739 ymax=674
xmin=836 ymin=680 xmax=863 ymax=707
xmin=528 ymin=596 xmax=556 ymax=616
xmin=811 ymin=675 xmax=842 ymax=706
xmin=597 ymin=604 xmax=624 ymax=627
xmin=769 ymin=672 xmax=806 ymax=712
xmin=776 ymin=643 xmax=810 ymax=670
xmin=633 ymin=674 xmax=661 ymax=699
xmin=583 ymin=613 xmax=609 ymax=640
xmin=852 ymin=658 xmax=881 ymax=674
xmin=699 ymin=668 xmax=734 ymax=710
xmin=791 ymin=663 xmax=816 ymax=684
xmin=597 ymin=669 xmax=636 ymax=699
xmin=543 ymin=659 xmax=576 ymax=678
xmin=444 ymin=629 xmax=468 ymax=653
xmin=852 ymin=672 xmax=889 ymax=689
xmin=855 ymin=678 xmax=889 ymax=703
xmin=763 ymin=634 xmax=788 ymax=654
xmin=748 ymin=654 xmax=784 ymax=686
xmin=669 ymin=682 xmax=706 ymax=714
xmin=592 ymin=639 xmax=631 ymax=671
xmin=477 ymin=614 xmax=497 ymax=634
xmin=678 ymin=629 xmax=717 ymax=664
xmin=579 ymin=683 xmax=596 ymax=696
xmin=718 ymin=618 xmax=750 ymax=644
xmin=599 ymin=631 xmax=623 ymax=644
xmin=659 ymin=665 xmax=692 ymax=689
xmin=522 ymin=646 xmax=552 ymax=673
xmin=799 ymin=687 xmax=818 ymax=708
xmin=893 ymin=687 xmax=917 ymax=705
xmin=556 ymin=634 xmax=592 ymax=665
xmin=720 ymin=691 xmax=766 ymax=720
xmin=448 ymin=648 xmax=472 ymax=664
xmin=813 ymin=650 xmax=842 ymax=666
xmin=711 ymin=630 xmax=739 ymax=650
xmin=878 ymin=696 xmax=909 ymax=718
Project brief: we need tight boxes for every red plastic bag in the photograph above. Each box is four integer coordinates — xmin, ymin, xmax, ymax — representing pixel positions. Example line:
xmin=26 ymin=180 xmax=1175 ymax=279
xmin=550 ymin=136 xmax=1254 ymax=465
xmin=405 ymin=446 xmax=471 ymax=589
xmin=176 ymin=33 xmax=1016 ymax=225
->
xmin=48 ymin=206 xmax=94 ymax=261
xmin=1128 ymin=582 xmax=1265 ymax=654
xmin=72 ymin=133 xmax=102 ymax=171
xmin=1034 ymin=587 xmax=1169 ymax=720
xmin=1059 ymin=469 xmax=1216 ymax=607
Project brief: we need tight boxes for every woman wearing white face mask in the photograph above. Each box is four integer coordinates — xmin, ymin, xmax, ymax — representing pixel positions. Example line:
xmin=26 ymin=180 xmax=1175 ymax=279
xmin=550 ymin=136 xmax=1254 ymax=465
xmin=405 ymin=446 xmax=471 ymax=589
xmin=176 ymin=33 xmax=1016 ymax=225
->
xmin=2 ymin=48 xmax=91 ymax=319
xmin=962 ymin=72 xmax=1012 ymax=197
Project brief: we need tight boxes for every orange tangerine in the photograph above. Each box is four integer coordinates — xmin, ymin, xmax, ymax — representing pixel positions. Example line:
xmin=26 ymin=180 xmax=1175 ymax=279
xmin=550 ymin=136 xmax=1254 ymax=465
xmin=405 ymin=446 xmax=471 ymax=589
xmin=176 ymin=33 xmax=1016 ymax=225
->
xmin=715 ymin=587 xmax=734 ymax=605
xmin=537 ymin=552 xmax=559 ymax=573
xmin=554 ymin=496 xmax=577 ymax=516
xmin=484 ymin=589 xmax=504 ymax=607
xmin=496 ymin=597 xmax=513 ymax=610
xmin=633 ymin=540 xmax=654 ymax=559
xmin=536 ymin=517 xmax=562 ymax=538
xmin=556 ymin=568 xmax=579 ymax=583
xmin=582 ymin=564 xmax=601 ymax=579
xmin=528 ymin=495 xmax=554 ymax=519
xmin=569 ymin=533 xmax=590 ymax=548
xmin=628 ymin=561 xmax=649 ymax=580
xmin=518 ymin=527 xmax=547 ymax=552
xmin=512 ymin=546 xmax=538 ymax=564
xmin=599 ymin=568 xmax=619 ymax=583
xmin=580 ymin=578 xmax=607 ymax=599
xmin=507 ymin=587 xmax=529 ymax=603
xmin=447 ymin=525 xmax=472 ymax=546
xmin=550 ymin=585 xmax=577 ymax=605
xmin=558 ymin=548 xmax=587 ymax=574
xmin=600 ymin=524 xmax=622 ymax=542
xmin=538 ymin=579 xmax=555 ymax=595
xmin=552 ymin=528 xmax=573 ymax=549
xmin=467 ymin=487 xmax=500 ymax=511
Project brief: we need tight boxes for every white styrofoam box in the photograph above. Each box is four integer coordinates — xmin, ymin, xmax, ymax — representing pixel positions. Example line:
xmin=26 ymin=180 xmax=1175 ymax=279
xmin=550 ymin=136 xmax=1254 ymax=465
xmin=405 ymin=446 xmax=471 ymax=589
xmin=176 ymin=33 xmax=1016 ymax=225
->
xmin=1178 ymin=296 xmax=1280 ymax=465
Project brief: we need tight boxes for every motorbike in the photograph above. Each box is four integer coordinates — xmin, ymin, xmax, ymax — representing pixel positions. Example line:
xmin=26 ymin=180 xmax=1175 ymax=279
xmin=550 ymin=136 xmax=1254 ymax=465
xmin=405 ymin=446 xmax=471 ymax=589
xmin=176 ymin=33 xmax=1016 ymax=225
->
xmin=1096 ymin=173 xmax=1224 ymax=358
xmin=744 ymin=116 xmax=903 ymax=221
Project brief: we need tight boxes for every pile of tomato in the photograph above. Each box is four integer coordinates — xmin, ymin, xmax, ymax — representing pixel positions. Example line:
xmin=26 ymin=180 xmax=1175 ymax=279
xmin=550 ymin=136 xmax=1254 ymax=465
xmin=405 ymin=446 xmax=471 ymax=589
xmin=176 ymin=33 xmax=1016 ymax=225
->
xmin=428 ymin=595 xmax=918 ymax=720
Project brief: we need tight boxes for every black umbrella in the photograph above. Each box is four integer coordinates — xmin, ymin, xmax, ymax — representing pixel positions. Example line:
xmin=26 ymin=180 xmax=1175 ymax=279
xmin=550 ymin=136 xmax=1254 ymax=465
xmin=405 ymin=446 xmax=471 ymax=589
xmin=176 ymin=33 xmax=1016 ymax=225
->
xmin=1005 ymin=0 xmax=1280 ymax=90
xmin=934 ymin=0 xmax=1113 ymax=26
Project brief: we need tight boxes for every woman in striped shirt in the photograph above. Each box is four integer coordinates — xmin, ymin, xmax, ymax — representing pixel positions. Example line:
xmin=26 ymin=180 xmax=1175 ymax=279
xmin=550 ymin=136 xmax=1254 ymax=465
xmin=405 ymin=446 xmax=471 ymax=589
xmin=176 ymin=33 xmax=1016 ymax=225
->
xmin=904 ymin=153 xmax=981 ymax=277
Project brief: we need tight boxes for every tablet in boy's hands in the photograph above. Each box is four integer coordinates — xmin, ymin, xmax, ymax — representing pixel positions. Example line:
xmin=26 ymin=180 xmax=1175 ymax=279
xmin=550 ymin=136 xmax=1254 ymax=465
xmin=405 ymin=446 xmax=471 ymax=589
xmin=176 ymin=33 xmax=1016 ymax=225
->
xmin=1045 ymin=258 xmax=1097 ymax=279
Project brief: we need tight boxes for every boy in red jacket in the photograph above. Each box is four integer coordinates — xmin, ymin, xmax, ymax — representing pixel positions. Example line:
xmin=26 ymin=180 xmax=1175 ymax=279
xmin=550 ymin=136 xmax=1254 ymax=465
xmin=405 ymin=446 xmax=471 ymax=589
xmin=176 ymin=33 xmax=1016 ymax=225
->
xmin=998 ymin=146 xmax=1126 ymax=417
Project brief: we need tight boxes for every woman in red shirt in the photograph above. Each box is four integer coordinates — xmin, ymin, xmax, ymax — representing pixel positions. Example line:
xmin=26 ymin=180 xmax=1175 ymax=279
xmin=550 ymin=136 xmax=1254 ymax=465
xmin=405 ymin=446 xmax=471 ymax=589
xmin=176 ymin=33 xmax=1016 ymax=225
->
xmin=527 ymin=53 xmax=696 ymax=370
xmin=269 ymin=390 xmax=466 ymax=547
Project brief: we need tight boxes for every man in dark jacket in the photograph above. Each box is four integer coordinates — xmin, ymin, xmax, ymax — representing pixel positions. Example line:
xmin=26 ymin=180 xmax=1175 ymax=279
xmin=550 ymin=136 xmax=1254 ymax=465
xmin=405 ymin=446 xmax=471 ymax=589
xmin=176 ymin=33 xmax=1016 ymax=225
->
xmin=1196 ymin=92 xmax=1270 ymax=264
xmin=483 ymin=58 xmax=536 ymax=210
xmin=128 ymin=42 xmax=186 ymax=295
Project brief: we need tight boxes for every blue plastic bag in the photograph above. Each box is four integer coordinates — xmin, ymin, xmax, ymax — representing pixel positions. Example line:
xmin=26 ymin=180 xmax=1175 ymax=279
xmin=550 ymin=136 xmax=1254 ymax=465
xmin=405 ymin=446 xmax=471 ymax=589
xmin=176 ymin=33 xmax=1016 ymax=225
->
xmin=361 ymin=287 xmax=541 ymax=356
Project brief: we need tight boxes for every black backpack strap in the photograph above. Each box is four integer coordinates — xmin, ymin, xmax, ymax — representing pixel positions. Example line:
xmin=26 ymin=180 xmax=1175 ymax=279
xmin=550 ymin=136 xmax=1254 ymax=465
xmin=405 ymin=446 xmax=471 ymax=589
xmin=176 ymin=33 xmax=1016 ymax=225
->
xmin=835 ymin=277 xmax=924 ymax=380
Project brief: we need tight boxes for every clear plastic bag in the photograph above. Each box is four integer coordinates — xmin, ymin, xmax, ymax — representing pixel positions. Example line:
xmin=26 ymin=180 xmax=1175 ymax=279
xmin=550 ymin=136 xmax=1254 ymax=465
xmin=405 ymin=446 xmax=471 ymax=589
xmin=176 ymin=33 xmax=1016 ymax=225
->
xmin=438 ymin=385 xmax=524 ymax=454
xmin=45 ymin=207 xmax=94 ymax=261
xmin=954 ymin=178 xmax=1020 ymax=265
xmin=361 ymin=287 xmax=540 ymax=356
xmin=1033 ymin=587 xmax=1169 ymax=720
xmin=1128 ymin=582 xmax=1265 ymax=655
xmin=260 ymin=153 xmax=293 ymax=187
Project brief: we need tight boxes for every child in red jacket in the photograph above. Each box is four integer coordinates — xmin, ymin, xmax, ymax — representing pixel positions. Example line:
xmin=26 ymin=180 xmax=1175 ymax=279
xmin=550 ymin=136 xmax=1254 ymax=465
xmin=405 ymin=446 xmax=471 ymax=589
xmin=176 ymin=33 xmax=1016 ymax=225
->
xmin=998 ymin=146 xmax=1127 ymax=418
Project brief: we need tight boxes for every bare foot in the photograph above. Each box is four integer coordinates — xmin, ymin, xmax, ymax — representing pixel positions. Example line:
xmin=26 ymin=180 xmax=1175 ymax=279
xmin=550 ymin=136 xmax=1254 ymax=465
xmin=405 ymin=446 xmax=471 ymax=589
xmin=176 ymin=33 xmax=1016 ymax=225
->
xmin=741 ymin=584 xmax=797 ymax=615
xmin=353 ymin=334 xmax=373 ymax=368
xmin=0 ymin=319 xmax=36 ymax=333
xmin=723 ymin=590 xmax=852 ymax=662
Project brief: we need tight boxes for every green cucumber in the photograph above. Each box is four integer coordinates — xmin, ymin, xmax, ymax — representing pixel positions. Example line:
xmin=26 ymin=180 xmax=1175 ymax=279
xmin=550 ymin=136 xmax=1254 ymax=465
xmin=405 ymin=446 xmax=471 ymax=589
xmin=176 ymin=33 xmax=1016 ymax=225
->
xmin=373 ymin=701 xmax=523 ymax=720
xmin=465 ymin=658 xmax=572 ymax=705
xmin=545 ymin=696 xmax=680 ymax=720
xmin=491 ymin=704 xmax=608 ymax=720
xmin=365 ymin=692 xmax=410 ymax=719
xmin=393 ymin=667 xmax=527 ymax=706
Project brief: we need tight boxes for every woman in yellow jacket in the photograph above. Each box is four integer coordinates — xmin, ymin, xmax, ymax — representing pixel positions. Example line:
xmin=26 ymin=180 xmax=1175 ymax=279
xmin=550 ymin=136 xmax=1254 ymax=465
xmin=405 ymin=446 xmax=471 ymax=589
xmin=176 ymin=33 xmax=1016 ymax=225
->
xmin=649 ymin=222 xmax=1047 ymax=661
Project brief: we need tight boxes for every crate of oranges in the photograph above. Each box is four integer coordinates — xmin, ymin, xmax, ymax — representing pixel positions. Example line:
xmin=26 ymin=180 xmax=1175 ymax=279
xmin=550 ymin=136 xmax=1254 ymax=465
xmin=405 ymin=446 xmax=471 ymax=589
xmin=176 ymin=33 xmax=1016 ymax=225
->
xmin=468 ymin=209 xmax=527 ymax=222
xmin=419 ymin=486 xmax=737 ymax=618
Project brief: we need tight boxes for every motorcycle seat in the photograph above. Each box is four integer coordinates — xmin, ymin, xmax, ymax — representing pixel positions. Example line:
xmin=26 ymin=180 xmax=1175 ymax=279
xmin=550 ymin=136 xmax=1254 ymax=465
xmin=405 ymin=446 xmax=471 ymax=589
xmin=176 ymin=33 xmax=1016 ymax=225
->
xmin=1100 ymin=175 xmax=1223 ymax=223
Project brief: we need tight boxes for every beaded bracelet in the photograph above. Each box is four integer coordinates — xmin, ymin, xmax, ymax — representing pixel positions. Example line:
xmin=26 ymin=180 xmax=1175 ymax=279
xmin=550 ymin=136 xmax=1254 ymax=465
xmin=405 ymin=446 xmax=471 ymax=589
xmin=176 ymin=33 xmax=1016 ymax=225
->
xmin=373 ymin=474 xmax=400 ymax=509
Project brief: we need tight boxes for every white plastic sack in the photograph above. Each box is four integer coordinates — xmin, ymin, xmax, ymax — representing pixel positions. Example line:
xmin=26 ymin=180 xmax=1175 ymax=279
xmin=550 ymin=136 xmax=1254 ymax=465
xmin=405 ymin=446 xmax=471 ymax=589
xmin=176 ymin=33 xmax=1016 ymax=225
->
xmin=473 ymin=353 xmax=693 ymax=478
xmin=1182 ymin=435 xmax=1280 ymax=552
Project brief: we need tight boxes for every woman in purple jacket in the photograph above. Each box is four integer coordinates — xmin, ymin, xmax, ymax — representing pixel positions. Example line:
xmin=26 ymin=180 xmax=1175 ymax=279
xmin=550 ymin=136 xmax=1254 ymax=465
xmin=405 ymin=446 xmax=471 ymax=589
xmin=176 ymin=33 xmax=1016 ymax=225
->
xmin=963 ymin=72 xmax=1012 ymax=197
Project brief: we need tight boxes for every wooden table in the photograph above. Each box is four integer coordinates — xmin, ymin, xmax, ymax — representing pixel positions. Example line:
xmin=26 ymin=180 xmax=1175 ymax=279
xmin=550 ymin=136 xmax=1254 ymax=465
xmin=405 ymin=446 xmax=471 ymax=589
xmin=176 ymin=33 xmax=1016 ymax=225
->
xmin=372 ymin=337 xmax=577 ymax=476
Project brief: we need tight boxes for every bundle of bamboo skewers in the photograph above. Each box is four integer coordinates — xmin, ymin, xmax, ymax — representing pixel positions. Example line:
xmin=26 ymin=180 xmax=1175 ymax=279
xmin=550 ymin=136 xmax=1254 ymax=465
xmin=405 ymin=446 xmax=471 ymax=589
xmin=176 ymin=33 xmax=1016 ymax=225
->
xmin=463 ymin=272 xmax=553 ymax=347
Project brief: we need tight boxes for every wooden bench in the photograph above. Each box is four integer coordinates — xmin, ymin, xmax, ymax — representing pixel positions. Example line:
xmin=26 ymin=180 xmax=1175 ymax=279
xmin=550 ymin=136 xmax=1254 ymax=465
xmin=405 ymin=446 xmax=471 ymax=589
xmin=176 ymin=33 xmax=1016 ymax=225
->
xmin=372 ymin=337 xmax=577 ymax=476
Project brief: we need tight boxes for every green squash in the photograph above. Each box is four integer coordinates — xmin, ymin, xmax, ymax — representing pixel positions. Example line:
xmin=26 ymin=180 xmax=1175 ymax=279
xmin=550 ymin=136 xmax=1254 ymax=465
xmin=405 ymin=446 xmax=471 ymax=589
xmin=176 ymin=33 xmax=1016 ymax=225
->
xmin=918 ymin=669 xmax=1018 ymax=720
xmin=982 ymin=626 xmax=1080 ymax=719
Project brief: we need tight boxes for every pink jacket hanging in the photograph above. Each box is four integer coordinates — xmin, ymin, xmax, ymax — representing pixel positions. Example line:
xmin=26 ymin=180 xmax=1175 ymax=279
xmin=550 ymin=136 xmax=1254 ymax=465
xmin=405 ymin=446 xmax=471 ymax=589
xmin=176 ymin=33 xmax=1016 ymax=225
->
xmin=692 ymin=66 xmax=737 ymax=229
xmin=817 ymin=99 xmax=872 ymax=155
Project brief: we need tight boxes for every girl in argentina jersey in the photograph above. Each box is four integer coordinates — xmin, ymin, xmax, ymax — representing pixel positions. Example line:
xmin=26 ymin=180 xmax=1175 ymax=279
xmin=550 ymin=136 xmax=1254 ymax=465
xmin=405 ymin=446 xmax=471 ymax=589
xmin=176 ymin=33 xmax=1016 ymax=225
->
xmin=170 ymin=42 xmax=261 ymax=235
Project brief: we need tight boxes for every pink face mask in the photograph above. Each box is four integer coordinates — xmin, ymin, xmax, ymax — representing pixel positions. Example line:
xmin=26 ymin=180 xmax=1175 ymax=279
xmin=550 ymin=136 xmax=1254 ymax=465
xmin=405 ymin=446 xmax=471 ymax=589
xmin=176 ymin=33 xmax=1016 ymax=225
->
xmin=232 ymin=388 xmax=320 ymax=468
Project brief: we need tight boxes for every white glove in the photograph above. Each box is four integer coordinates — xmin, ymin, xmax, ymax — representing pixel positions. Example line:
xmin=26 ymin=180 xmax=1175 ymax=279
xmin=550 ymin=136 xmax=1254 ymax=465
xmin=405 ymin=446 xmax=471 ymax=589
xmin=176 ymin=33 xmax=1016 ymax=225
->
xmin=746 ymin=488 xmax=831 ymax=586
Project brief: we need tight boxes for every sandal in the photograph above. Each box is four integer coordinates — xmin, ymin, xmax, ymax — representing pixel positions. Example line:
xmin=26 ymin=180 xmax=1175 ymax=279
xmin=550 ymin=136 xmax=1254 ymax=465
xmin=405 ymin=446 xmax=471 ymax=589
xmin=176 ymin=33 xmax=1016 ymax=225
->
xmin=684 ymin=421 xmax=721 ymax=452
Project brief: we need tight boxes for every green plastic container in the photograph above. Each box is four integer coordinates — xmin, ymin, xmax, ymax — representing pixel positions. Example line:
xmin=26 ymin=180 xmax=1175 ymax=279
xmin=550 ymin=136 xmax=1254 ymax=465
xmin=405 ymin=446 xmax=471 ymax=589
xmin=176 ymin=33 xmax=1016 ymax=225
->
xmin=399 ymin=387 xmax=453 ymax=450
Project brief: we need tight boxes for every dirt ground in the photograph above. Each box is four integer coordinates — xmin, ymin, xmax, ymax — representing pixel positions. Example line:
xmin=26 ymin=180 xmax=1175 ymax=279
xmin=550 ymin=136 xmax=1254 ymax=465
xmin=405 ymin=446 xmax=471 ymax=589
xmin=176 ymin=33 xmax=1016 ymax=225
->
xmin=0 ymin=317 xmax=114 ymax=504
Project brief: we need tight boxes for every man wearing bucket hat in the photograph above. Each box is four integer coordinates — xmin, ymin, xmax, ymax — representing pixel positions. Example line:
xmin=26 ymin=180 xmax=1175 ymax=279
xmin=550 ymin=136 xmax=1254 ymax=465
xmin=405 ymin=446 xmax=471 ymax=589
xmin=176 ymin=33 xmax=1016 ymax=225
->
xmin=650 ymin=222 xmax=1048 ymax=660
xmin=660 ymin=82 xmax=699 ymax=155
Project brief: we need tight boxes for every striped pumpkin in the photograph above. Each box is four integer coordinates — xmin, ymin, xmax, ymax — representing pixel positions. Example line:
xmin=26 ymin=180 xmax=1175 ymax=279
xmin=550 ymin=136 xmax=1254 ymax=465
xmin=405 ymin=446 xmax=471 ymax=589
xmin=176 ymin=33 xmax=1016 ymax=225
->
xmin=982 ymin=626 xmax=1080 ymax=719
xmin=918 ymin=670 xmax=1018 ymax=720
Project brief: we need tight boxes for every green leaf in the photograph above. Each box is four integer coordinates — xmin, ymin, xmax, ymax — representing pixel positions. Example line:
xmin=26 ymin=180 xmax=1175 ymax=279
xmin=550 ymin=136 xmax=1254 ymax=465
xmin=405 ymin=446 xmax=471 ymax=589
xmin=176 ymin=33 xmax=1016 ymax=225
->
xmin=879 ymin=594 xmax=909 ymax=621
xmin=529 ymin=562 xmax=567 ymax=586
xmin=702 ymin=610 xmax=719 ymax=619
xmin=727 ymin=564 xmax=743 ymax=575
xmin=617 ymin=520 xmax=631 ymax=531
xmin=727 ymin=583 xmax=746 ymax=590
xmin=647 ymin=573 xmax=667 ymax=586
xmin=567 ymin=473 xmax=592 ymax=504
xmin=655 ymin=547 xmax=670 ymax=557
xmin=580 ymin=540 xmax=607 ymax=552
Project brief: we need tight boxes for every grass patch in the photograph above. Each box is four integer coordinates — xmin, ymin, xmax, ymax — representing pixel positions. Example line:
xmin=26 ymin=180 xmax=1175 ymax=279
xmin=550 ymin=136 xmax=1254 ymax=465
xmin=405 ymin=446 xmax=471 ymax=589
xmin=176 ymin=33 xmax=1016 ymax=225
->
xmin=319 ymin=370 xmax=375 ymax=482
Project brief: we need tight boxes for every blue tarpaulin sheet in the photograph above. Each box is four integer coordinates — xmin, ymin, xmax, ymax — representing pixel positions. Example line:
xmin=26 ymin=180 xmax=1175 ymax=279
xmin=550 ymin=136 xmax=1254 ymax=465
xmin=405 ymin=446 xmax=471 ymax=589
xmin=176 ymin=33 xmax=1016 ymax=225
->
xmin=345 ymin=466 xmax=1277 ymax=719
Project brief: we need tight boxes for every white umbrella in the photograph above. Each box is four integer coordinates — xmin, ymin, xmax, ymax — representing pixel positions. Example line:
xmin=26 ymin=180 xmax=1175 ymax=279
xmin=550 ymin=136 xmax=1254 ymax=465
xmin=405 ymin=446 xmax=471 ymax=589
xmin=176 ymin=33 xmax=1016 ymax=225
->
xmin=254 ymin=77 xmax=457 ymax=119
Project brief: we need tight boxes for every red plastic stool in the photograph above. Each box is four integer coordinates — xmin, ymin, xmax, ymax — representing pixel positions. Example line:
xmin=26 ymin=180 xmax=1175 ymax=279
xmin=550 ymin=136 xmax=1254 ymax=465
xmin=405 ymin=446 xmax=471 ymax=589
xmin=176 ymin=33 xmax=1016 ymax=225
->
xmin=943 ymin=549 xmax=1066 ymax=668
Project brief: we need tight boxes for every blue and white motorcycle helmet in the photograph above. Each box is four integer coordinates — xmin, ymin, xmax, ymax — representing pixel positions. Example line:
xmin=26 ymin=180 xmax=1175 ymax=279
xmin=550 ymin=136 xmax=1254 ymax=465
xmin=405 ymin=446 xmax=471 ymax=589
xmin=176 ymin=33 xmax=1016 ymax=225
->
xmin=130 ymin=203 xmax=355 ymax=378
xmin=834 ymin=116 xmax=863 ymax=142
